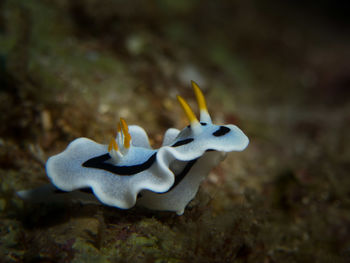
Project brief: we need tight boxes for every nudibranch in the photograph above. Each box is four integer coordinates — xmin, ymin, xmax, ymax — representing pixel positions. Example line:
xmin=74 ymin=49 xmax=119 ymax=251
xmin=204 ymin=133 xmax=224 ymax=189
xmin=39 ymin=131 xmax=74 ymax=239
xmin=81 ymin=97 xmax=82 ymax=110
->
xmin=18 ymin=81 xmax=249 ymax=215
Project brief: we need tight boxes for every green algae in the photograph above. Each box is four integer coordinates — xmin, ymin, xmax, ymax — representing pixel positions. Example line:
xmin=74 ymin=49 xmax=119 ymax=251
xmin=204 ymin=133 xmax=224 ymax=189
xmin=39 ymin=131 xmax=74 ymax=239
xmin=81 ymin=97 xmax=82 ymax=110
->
xmin=72 ymin=238 xmax=109 ymax=263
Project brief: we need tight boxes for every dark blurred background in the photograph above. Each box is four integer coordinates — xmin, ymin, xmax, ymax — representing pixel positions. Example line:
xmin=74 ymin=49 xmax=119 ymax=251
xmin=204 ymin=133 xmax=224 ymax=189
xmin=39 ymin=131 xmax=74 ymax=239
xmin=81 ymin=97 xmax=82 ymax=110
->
xmin=0 ymin=1 xmax=349 ymax=262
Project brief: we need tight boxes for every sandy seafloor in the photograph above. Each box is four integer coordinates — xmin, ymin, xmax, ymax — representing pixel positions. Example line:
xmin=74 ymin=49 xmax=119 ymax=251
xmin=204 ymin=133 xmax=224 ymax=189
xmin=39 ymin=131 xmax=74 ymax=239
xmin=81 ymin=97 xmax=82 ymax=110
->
xmin=1 ymin=1 xmax=350 ymax=262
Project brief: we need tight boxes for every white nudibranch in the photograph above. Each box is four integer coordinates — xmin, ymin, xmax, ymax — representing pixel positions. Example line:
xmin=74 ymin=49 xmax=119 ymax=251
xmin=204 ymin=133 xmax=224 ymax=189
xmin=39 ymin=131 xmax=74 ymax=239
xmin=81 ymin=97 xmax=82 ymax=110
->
xmin=18 ymin=81 xmax=249 ymax=215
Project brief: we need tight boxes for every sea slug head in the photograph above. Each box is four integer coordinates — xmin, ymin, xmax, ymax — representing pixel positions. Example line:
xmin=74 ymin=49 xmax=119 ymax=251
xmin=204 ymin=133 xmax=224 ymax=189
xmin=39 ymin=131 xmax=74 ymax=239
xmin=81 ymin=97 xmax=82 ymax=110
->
xmin=172 ymin=81 xmax=249 ymax=159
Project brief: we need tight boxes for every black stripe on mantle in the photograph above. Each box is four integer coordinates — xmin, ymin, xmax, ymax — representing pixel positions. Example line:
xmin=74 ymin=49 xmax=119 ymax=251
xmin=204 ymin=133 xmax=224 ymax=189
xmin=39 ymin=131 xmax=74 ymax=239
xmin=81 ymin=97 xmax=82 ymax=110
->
xmin=162 ymin=148 xmax=216 ymax=193
xmin=171 ymin=138 xmax=194 ymax=147
xmin=82 ymin=137 xmax=195 ymax=176
xmin=165 ymin=158 xmax=198 ymax=193
xmin=82 ymin=152 xmax=157 ymax=175
xmin=76 ymin=149 xmax=216 ymax=196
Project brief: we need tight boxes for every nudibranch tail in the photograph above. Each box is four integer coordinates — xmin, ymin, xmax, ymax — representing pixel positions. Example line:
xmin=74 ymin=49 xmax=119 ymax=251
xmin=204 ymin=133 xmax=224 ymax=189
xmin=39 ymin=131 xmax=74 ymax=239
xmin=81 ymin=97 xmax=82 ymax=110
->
xmin=176 ymin=95 xmax=202 ymax=134
xmin=191 ymin=80 xmax=212 ymax=124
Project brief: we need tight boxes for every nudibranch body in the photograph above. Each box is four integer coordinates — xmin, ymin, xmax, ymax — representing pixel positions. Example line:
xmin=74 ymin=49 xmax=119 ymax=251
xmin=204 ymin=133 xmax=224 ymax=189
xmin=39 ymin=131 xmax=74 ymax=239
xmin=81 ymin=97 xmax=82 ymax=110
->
xmin=18 ymin=81 xmax=249 ymax=215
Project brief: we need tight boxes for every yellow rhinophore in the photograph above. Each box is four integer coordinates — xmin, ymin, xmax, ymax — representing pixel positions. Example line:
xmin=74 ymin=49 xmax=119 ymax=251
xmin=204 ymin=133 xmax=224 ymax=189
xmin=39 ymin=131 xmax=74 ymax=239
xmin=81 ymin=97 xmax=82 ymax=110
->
xmin=191 ymin=80 xmax=212 ymax=123
xmin=191 ymin=80 xmax=208 ymax=113
xmin=177 ymin=95 xmax=199 ymax=124
xmin=177 ymin=95 xmax=202 ymax=134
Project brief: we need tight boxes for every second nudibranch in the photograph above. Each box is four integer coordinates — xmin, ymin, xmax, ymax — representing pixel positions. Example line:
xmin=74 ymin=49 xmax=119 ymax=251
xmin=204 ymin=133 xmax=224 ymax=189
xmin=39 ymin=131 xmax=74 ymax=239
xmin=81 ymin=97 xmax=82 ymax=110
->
xmin=20 ymin=81 xmax=249 ymax=215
